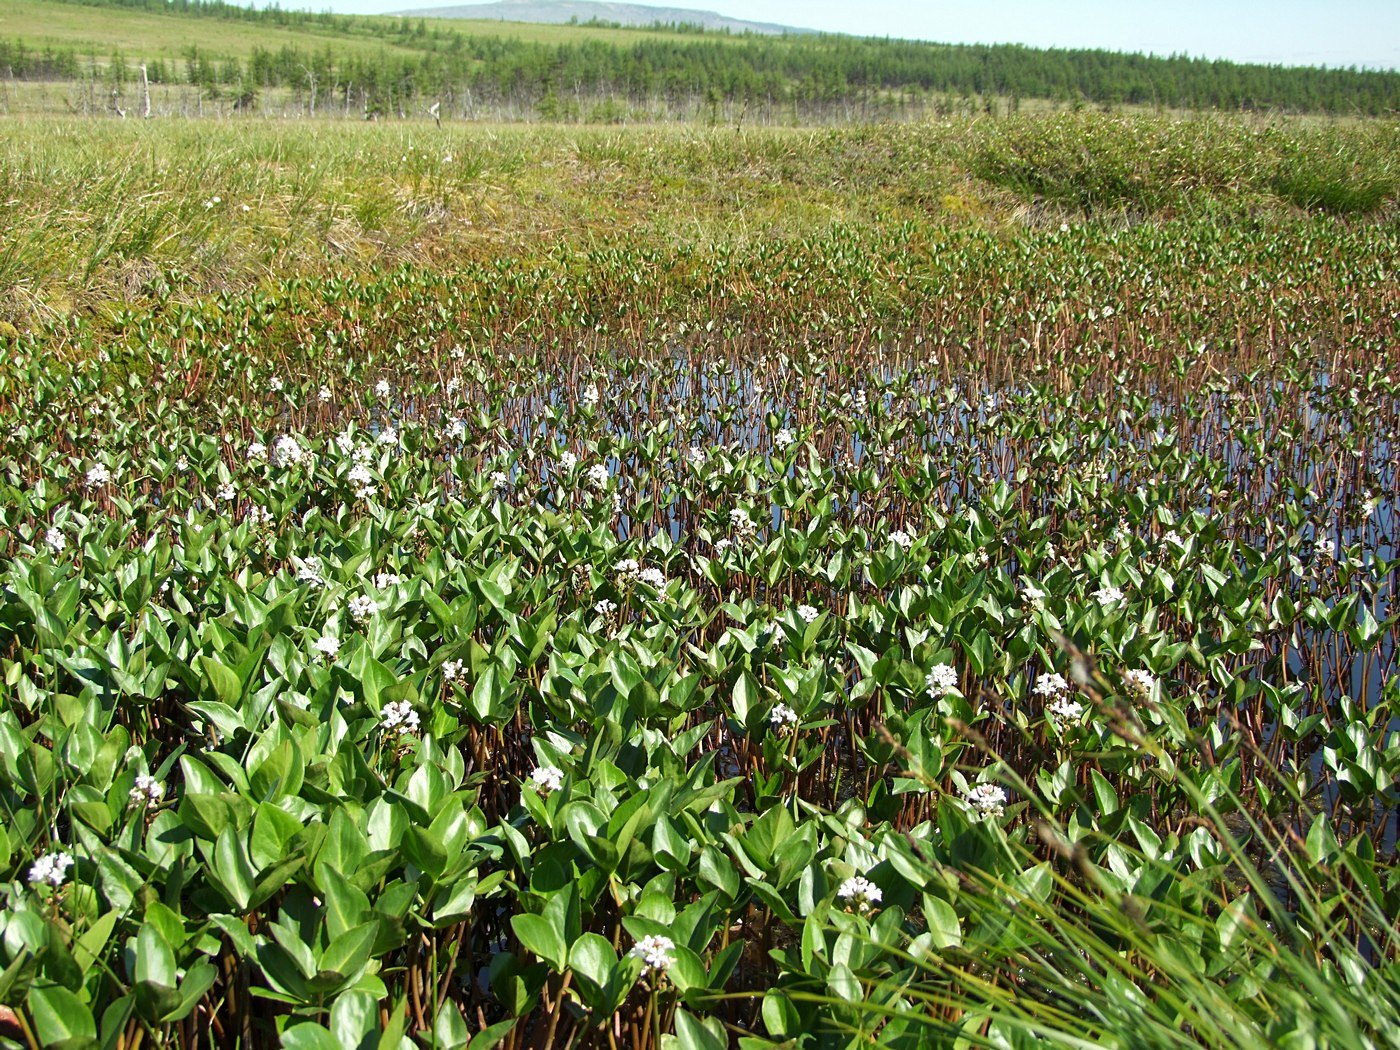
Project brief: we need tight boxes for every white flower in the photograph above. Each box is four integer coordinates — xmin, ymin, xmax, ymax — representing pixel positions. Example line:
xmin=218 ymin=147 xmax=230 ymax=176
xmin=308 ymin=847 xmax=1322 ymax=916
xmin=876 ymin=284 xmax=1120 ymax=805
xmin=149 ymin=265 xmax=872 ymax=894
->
xmin=377 ymin=426 xmax=397 ymax=447
xmin=530 ymin=765 xmax=564 ymax=793
xmin=1316 ymin=538 xmax=1336 ymax=561
xmin=217 ymin=482 xmax=237 ymax=501
xmin=28 ymin=851 xmax=75 ymax=888
xmin=450 ymin=345 xmax=466 ymax=360
xmin=442 ymin=659 xmax=465 ymax=682
xmin=1163 ymin=529 xmax=1184 ymax=547
xmin=348 ymin=594 xmax=377 ymax=622
xmin=44 ymin=527 xmax=66 ymax=553
xmin=489 ymin=470 xmax=511 ymax=493
xmin=836 ymin=875 xmax=882 ymax=912
xmin=615 ymin=558 xmax=640 ymax=580
xmin=889 ymin=529 xmax=914 ymax=551
xmin=773 ymin=427 xmax=795 ymax=450
xmin=445 ymin=417 xmax=466 ymax=440
xmin=1093 ymin=585 xmax=1125 ymax=608
xmin=247 ymin=441 xmax=267 ymax=461
xmin=581 ymin=383 xmax=600 ymax=407
xmin=269 ymin=376 xmax=284 ymax=392
xmin=348 ymin=464 xmax=374 ymax=487
xmin=713 ymin=537 xmax=733 ymax=554
xmin=730 ymin=508 xmax=756 ymax=535
xmin=1033 ymin=672 xmax=1069 ymax=697
xmin=628 ymin=934 xmax=675 ymax=975
xmin=273 ymin=435 xmax=305 ymax=467
xmin=313 ymin=634 xmax=341 ymax=660
xmin=1124 ymin=669 xmax=1156 ymax=697
xmin=637 ymin=567 xmax=667 ymax=589
xmin=594 ymin=599 xmax=618 ymax=616
xmin=925 ymin=663 xmax=958 ymax=696
xmin=770 ymin=703 xmax=799 ymax=732
xmin=687 ymin=445 xmax=706 ymax=468
xmin=245 ymin=505 xmax=273 ymax=528
xmin=1021 ymin=580 xmax=1046 ymax=604
xmin=965 ymin=783 xmax=1007 ymax=818
xmin=587 ymin=464 xmax=610 ymax=489
xmin=374 ymin=572 xmax=402 ymax=591
xmin=319 ymin=385 xmax=332 ymax=402
xmin=374 ymin=379 xmax=391 ymax=398
xmin=85 ymin=463 xmax=111 ymax=487
xmin=380 ymin=700 xmax=419 ymax=736
xmin=1047 ymin=696 xmax=1085 ymax=724
xmin=297 ymin=557 xmax=326 ymax=588
xmin=797 ymin=604 xmax=820 ymax=623
xmin=129 ymin=774 xmax=165 ymax=806
xmin=557 ymin=450 xmax=577 ymax=472
xmin=175 ymin=455 xmax=190 ymax=471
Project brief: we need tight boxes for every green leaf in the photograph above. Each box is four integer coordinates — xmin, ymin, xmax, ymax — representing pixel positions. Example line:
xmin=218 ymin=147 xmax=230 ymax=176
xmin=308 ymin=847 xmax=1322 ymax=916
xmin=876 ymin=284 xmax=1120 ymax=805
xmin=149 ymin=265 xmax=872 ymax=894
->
xmin=511 ymin=912 xmax=567 ymax=972
xmin=28 ymin=984 xmax=97 ymax=1049
xmin=281 ymin=1024 xmax=343 ymax=1050
xmin=330 ymin=989 xmax=380 ymax=1050
xmin=669 ymin=1010 xmax=728 ymax=1050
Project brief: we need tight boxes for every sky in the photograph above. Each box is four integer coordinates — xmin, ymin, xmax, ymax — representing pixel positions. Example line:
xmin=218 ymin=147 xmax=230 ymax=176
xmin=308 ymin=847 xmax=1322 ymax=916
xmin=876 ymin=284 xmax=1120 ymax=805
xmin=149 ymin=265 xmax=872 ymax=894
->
xmin=300 ymin=0 xmax=1400 ymax=70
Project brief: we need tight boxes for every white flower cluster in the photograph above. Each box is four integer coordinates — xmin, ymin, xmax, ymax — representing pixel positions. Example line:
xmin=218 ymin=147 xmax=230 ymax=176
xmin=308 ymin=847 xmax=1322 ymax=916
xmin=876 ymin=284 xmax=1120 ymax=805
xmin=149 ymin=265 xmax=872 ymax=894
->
xmin=889 ymin=529 xmax=915 ymax=551
xmin=773 ymin=427 xmax=795 ymax=450
xmin=1033 ymin=672 xmax=1068 ymax=697
xmin=581 ymin=383 xmax=600 ymax=407
xmin=769 ymin=703 xmax=799 ymax=733
xmin=1124 ymin=669 xmax=1156 ymax=696
xmin=313 ymin=634 xmax=341 ymax=660
xmin=297 ymin=557 xmax=326 ymax=588
xmin=28 ymin=851 xmax=75 ymax=888
xmin=797 ymin=604 xmax=820 ymax=623
xmin=273 ymin=435 xmax=306 ymax=467
xmin=129 ymin=774 xmax=165 ymax=807
xmin=381 ymin=700 xmax=420 ymax=736
xmin=593 ymin=599 xmax=617 ymax=616
xmin=530 ymin=765 xmax=564 ymax=793
xmin=348 ymin=594 xmax=377 ymax=622
xmin=1021 ymin=580 xmax=1047 ymax=605
xmin=86 ymin=463 xmax=111 ymax=487
xmin=628 ymin=934 xmax=675 ymax=975
xmin=730 ymin=508 xmax=757 ymax=539
xmin=348 ymin=462 xmax=376 ymax=501
xmin=442 ymin=659 xmax=465 ymax=682
xmin=965 ymin=783 xmax=1008 ymax=819
xmin=1093 ymin=585 xmax=1125 ymax=608
xmin=45 ymin=527 xmax=66 ymax=553
xmin=587 ymin=463 xmax=610 ymax=489
xmin=374 ymin=379 xmax=391 ymax=398
xmin=925 ymin=663 xmax=958 ymax=696
xmin=1047 ymin=696 xmax=1085 ymax=724
xmin=836 ymin=875 xmax=883 ymax=913
xmin=374 ymin=572 xmax=402 ymax=591
xmin=557 ymin=450 xmax=578 ymax=473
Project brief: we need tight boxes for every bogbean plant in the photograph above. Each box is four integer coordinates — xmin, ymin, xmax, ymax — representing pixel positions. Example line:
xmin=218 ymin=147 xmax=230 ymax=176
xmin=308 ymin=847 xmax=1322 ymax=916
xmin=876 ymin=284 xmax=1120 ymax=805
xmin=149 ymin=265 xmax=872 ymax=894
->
xmin=0 ymin=214 xmax=1397 ymax=1045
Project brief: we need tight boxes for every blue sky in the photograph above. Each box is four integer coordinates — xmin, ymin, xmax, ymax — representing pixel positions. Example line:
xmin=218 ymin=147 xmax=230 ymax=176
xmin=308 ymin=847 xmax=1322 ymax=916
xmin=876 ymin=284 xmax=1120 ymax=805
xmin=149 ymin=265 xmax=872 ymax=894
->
xmin=304 ymin=0 xmax=1400 ymax=70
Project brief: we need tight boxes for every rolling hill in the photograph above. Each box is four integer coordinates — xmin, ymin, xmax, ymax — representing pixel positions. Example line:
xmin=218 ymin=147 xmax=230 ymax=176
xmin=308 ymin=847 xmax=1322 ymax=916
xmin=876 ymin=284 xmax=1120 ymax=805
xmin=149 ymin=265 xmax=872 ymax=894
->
xmin=390 ymin=1 xmax=811 ymax=36
xmin=2 ymin=0 xmax=1396 ymax=121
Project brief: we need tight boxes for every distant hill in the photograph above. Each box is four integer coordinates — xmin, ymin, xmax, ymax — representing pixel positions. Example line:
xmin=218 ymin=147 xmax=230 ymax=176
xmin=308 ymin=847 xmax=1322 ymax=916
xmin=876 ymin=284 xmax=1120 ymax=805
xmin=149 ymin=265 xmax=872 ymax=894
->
xmin=390 ymin=0 xmax=812 ymax=36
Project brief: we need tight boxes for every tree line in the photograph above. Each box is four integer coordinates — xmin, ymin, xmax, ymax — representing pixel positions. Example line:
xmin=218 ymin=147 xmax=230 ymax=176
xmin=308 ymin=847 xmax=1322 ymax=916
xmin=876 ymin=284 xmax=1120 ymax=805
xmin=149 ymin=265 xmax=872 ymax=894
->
xmin=4 ymin=0 xmax=1397 ymax=118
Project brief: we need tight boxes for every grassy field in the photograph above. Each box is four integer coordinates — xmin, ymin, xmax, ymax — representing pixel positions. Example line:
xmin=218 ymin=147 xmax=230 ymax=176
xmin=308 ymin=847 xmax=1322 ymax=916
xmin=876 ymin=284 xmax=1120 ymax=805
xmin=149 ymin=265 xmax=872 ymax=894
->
xmin=2 ymin=114 xmax=1396 ymax=325
xmin=0 ymin=0 xmax=727 ymax=64
xmin=0 ymin=112 xmax=1397 ymax=1048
